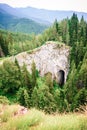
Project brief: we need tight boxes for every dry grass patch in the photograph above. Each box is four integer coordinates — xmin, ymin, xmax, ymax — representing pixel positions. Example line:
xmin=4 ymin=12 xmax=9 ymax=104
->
xmin=0 ymin=104 xmax=87 ymax=130
xmin=35 ymin=113 xmax=87 ymax=130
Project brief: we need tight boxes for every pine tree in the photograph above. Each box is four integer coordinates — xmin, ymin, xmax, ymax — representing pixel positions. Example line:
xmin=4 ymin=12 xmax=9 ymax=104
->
xmin=31 ymin=61 xmax=37 ymax=87
xmin=0 ymin=60 xmax=21 ymax=94
xmin=32 ymin=85 xmax=56 ymax=113
xmin=45 ymin=72 xmax=53 ymax=93
xmin=78 ymin=16 xmax=86 ymax=44
xmin=21 ymin=63 xmax=32 ymax=96
xmin=60 ymin=18 xmax=69 ymax=44
xmin=64 ymin=61 xmax=78 ymax=111
xmin=24 ymin=89 xmax=30 ymax=107
xmin=69 ymin=13 xmax=78 ymax=46
xmin=17 ymin=87 xmax=30 ymax=107
xmin=70 ymin=42 xmax=85 ymax=67
xmin=53 ymin=19 xmax=59 ymax=33
xmin=77 ymin=58 xmax=87 ymax=89
xmin=85 ymin=23 xmax=87 ymax=45
xmin=0 ymin=34 xmax=9 ymax=56
xmin=15 ymin=58 xmax=21 ymax=73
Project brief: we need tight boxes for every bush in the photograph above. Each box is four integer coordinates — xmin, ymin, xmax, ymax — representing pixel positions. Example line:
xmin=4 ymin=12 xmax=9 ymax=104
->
xmin=73 ymin=88 xmax=87 ymax=109
xmin=17 ymin=87 xmax=30 ymax=107
xmin=32 ymin=85 xmax=56 ymax=113
xmin=0 ymin=96 xmax=10 ymax=105
xmin=54 ymin=89 xmax=68 ymax=112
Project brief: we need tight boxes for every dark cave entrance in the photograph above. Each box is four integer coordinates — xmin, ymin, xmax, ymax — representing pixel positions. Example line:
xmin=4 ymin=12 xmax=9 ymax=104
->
xmin=58 ymin=70 xmax=65 ymax=86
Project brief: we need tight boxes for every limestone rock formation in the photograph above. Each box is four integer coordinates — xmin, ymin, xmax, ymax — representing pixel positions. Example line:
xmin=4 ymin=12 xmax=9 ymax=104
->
xmin=14 ymin=41 xmax=70 ymax=83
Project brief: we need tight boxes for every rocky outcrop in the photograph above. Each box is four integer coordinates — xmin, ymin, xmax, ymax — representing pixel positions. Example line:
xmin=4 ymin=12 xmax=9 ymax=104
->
xmin=14 ymin=41 xmax=70 ymax=83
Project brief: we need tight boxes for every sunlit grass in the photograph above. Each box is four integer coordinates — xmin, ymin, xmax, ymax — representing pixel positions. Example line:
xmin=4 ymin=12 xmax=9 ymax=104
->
xmin=0 ymin=107 xmax=44 ymax=130
xmin=36 ymin=113 xmax=87 ymax=130
xmin=0 ymin=104 xmax=87 ymax=130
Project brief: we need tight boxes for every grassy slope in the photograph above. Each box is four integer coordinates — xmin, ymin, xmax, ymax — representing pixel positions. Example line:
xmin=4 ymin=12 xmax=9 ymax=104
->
xmin=0 ymin=104 xmax=87 ymax=130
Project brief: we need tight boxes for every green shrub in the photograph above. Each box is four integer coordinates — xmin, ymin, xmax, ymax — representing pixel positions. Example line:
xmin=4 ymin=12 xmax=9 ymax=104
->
xmin=32 ymin=85 xmax=56 ymax=113
xmin=0 ymin=96 xmax=10 ymax=105
xmin=17 ymin=87 xmax=30 ymax=107
xmin=1 ymin=108 xmax=44 ymax=130
xmin=54 ymin=89 xmax=68 ymax=112
xmin=73 ymin=88 xmax=87 ymax=109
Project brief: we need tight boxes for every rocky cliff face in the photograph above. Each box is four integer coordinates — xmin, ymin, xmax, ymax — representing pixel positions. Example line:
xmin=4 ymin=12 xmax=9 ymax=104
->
xmin=14 ymin=41 xmax=70 ymax=83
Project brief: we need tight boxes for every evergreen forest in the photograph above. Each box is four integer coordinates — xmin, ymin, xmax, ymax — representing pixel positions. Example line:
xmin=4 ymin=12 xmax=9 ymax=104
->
xmin=0 ymin=13 xmax=87 ymax=113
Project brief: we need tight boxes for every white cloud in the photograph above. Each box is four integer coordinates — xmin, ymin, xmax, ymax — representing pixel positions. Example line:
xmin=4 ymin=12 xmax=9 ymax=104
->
xmin=0 ymin=0 xmax=87 ymax=12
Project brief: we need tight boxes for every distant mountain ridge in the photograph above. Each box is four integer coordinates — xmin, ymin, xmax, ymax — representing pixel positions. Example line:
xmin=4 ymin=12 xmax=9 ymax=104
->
xmin=0 ymin=4 xmax=50 ymax=25
xmin=0 ymin=3 xmax=87 ymax=23
xmin=0 ymin=3 xmax=87 ymax=34
xmin=0 ymin=5 xmax=48 ymax=34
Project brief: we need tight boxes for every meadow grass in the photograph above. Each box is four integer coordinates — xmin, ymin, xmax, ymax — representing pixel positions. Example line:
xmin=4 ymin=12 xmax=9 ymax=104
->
xmin=0 ymin=104 xmax=87 ymax=130
xmin=36 ymin=113 xmax=87 ymax=130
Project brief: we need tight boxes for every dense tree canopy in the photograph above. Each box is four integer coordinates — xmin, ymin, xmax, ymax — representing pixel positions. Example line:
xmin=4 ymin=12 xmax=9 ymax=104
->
xmin=0 ymin=13 xmax=87 ymax=113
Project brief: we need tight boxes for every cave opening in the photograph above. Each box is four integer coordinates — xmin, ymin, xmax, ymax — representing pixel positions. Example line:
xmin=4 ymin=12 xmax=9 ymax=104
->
xmin=58 ymin=70 xmax=65 ymax=86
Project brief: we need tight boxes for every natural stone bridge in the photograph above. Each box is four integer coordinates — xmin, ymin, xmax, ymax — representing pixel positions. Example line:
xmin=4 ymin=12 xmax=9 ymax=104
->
xmin=14 ymin=41 xmax=70 ymax=85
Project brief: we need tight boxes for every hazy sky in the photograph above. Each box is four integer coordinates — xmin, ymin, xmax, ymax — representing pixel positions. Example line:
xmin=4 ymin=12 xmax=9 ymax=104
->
xmin=0 ymin=0 xmax=87 ymax=12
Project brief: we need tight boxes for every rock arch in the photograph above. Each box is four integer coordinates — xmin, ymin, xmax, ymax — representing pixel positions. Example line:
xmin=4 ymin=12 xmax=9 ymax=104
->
xmin=14 ymin=42 xmax=70 ymax=84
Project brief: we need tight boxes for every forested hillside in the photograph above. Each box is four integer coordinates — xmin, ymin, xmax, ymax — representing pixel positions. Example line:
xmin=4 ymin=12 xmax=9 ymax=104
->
xmin=0 ymin=29 xmax=43 ymax=56
xmin=0 ymin=8 xmax=47 ymax=34
xmin=0 ymin=13 xmax=87 ymax=113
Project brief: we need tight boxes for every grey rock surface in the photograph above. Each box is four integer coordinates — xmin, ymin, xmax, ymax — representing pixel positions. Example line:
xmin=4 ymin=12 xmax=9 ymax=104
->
xmin=14 ymin=41 xmax=70 ymax=83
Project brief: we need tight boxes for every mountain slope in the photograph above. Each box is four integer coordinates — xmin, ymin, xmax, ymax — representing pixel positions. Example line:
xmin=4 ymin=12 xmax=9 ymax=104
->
xmin=15 ymin=7 xmax=87 ymax=22
xmin=0 ymin=8 xmax=47 ymax=34
xmin=0 ymin=4 xmax=87 ymax=23
xmin=0 ymin=4 xmax=50 ymax=25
